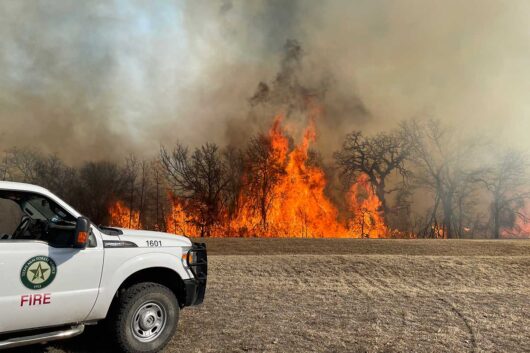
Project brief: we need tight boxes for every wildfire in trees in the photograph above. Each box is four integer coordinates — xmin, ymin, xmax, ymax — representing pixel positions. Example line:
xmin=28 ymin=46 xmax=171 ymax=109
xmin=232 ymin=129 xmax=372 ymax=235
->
xmin=108 ymin=200 xmax=142 ymax=229
xmin=348 ymin=174 xmax=389 ymax=238
xmin=165 ymin=195 xmax=200 ymax=237
xmin=229 ymin=113 xmax=350 ymax=237
xmin=107 ymin=113 xmax=396 ymax=238
xmin=501 ymin=203 xmax=530 ymax=238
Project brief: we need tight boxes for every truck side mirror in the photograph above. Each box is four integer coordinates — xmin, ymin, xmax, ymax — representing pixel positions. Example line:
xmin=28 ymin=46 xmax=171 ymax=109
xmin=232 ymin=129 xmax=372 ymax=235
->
xmin=74 ymin=217 xmax=90 ymax=249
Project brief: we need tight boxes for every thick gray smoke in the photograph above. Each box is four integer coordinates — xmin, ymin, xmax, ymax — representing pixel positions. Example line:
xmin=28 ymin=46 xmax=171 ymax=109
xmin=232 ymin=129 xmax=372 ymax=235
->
xmin=0 ymin=0 xmax=529 ymax=163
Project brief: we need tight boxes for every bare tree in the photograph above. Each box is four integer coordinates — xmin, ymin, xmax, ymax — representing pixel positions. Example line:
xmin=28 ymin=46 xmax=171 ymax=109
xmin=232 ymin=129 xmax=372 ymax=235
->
xmin=2 ymin=147 xmax=40 ymax=182
xmin=474 ymin=149 xmax=530 ymax=238
xmin=222 ymin=146 xmax=245 ymax=217
xmin=1 ymin=148 xmax=77 ymax=201
xmin=33 ymin=155 xmax=77 ymax=202
xmin=334 ymin=130 xmax=411 ymax=221
xmin=75 ymin=161 xmax=126 ymax=225
xmin=160 ymin=142 xmax=231 ymax=237
xmin=453 ymin=171 xmax=483 ymax=238
xmin=401 ymin=119 xmax=481 ymax=238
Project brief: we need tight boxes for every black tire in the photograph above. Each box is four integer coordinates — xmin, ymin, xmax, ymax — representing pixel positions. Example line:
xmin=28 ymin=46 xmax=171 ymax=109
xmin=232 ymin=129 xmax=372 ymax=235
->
xmin=108 ymin=282 xmax=179 ymax=353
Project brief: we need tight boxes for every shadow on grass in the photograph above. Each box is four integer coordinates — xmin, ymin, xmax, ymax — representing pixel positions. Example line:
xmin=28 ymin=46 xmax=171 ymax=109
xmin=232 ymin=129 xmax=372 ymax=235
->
xmin=5 ymin=326 xmax=115 ymax=353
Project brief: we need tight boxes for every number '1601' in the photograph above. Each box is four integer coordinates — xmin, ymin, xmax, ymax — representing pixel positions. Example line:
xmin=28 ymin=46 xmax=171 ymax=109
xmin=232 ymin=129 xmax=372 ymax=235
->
xmin=146 ymin=240 xmax=162 ymax=247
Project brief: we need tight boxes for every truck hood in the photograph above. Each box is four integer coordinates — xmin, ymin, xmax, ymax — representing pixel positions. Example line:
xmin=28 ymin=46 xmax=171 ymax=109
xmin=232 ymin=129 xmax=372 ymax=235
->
xmin=116 ymin=228 xmax=192 ymax=248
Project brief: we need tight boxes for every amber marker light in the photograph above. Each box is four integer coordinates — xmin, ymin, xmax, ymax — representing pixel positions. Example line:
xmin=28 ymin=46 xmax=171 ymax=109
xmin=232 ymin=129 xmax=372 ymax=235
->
xmin=182 ymin=252 xmax=193 ymax=264
xmin=77 ymin=231 xmax=88 ymax=245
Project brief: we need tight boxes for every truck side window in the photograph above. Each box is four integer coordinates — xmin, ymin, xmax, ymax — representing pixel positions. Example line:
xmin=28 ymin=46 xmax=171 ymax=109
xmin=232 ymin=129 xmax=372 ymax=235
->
xmin=0 ymin=191 xmax=77 ymax=247
xmin=0 ymin=198 xmax=23 ymax=239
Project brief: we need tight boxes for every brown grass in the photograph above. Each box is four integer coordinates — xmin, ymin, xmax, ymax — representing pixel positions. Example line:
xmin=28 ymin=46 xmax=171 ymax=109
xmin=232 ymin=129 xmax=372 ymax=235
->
xmin=191 ymin=237 xmax=530 ymax=256
xmin=11 ymin=239 xmax=530 ymax=353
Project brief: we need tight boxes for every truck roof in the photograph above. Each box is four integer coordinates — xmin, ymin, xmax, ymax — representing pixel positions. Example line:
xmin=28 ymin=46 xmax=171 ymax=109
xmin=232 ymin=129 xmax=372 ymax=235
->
xmin=0 ymin=181 xmax=52 ymax=194
xmin=0 ymin=181 xmax=81 ymax=218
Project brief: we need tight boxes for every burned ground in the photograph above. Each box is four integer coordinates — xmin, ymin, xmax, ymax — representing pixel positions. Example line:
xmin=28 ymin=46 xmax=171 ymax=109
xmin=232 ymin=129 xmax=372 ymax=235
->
xmin=11 ymin=239 xmax=530 ymax=353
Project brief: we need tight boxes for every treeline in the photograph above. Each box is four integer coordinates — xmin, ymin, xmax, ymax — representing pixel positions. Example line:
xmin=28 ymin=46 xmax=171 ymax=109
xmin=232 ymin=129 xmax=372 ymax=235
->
xmin=0 ymin=151 xmax=167 ymax=229
xmin=334 ymin=119 xmax=530 ymax=239
xmin=1 ymin=118 xmax=529 ymax=238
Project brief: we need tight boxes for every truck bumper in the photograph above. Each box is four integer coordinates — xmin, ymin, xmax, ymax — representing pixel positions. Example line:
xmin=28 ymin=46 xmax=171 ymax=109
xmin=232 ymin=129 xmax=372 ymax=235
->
xmin=183 ymin=242 xmax=207 ymax=307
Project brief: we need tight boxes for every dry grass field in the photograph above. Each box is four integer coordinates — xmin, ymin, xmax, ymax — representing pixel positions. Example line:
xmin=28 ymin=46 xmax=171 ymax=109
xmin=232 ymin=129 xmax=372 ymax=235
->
xmin=10 ymin=239 xmax=530 ymax=353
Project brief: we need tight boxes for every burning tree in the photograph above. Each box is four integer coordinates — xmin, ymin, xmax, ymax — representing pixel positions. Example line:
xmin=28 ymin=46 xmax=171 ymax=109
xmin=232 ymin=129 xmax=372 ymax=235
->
xmin=231 ymin=114 xmax=349 ymax=238
xmin=334 ymin=129 xmax=411 ymax=224
xmin=109 ymin=200 xmax=142 ymax=229
xmin=156 ymin=108 xmax=396 ymax=238
xmin=239 ymin=125 xmax=287 ymax=232
xmin=220 ymin=146 xmax=246 ymax=220
xmin=347 ymin=174 xmax=390 ymax=238
xmin=120 ymin=155 xmax=152 ymax=229
xmin=160 ymin=142 xmax=232 ymax=237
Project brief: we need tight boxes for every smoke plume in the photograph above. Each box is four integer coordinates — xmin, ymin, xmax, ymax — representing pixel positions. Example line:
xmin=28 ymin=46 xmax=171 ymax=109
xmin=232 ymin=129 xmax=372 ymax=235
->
xmin=0 ymin=0 xmax=529 ymax=163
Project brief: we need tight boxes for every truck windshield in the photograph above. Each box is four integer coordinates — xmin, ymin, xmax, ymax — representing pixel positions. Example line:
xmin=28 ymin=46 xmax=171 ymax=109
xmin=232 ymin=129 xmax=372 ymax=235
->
xmin=22 ymin=196 xmax=75 ymax=225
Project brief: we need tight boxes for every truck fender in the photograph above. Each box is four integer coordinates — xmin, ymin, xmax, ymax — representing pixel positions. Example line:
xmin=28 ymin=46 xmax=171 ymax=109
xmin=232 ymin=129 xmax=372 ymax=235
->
xmin=86 ymin=252 xmax=189 ymax=321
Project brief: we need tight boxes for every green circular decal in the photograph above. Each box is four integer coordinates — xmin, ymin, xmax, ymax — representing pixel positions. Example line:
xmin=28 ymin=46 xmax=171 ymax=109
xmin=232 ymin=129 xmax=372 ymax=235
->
xmin=20 ymin=256 xmax=57 ymax=290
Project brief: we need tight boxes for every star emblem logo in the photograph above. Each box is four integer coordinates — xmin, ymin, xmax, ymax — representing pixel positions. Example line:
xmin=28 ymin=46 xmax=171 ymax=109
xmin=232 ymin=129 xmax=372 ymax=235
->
xmin=30 ymin=263 xmax=49 ymax=281
xmin=20 ymin=256 xmax=57 ymax=290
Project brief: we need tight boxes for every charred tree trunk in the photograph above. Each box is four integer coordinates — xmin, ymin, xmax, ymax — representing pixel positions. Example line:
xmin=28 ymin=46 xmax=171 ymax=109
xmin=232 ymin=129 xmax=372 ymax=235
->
xmin=367 ymin=173 xmax=389 ymax=224
xmin=427 ymin=194 xmax=441 ymax=238
xmin=374 ymin=180 xmax=387 ymax=218
xmin=260 ymin=196 xmax=268 ymax=231
xmin=492 ymin=200 xmax=501 ymax=239
xmin=259 ymin=179 xmax=270 ymax=231
xmin=442 ymin=194 xmax=455 ymax=239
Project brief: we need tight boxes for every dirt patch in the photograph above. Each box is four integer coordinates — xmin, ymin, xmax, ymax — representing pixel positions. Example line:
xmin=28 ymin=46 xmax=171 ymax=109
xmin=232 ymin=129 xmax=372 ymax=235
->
xmin=9 ymin=240 xmax=530 ymax=353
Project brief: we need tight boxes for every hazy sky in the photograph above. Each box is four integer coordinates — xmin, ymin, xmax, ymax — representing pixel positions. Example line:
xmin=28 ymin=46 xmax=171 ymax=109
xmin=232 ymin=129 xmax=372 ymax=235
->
xmin=0 ymin=0 xmax=528 ymax=163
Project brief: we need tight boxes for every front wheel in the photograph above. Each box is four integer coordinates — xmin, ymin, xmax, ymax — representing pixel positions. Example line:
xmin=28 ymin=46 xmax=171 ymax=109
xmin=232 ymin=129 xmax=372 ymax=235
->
xmin=109 ymin=282 xmax=179 ymax=353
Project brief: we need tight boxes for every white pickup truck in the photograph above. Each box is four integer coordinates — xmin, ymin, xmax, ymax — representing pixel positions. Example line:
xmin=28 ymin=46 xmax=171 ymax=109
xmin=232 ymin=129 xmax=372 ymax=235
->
xmin=0 ymin=181 xmax=207 ymax=353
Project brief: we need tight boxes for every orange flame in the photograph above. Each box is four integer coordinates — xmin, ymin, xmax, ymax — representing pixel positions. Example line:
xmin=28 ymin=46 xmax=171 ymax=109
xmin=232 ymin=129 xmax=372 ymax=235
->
xmin=501 ymin=202 xmax=530 ymax=238
xmin=164 ymin=112 xmax=396 ymax=237
xmin=348 ymin=174 xmax=389 ymax=238
xmin=110 ymin=111 xmax=402 ymax=238
xmin=165 ymin=196 xmax=200 ymax=237
xmin=430 ymin=224 xmax=446 ymax=239
xmin=229 ymin=113 xmax=350 ymax=237
xmin=108 ymin=200 xmax=142 ymax=229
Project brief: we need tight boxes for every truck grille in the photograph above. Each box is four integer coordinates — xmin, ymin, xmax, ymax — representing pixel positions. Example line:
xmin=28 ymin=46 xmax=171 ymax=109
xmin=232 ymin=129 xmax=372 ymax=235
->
xmin=187 ymin=242 xmax=207 ymax=282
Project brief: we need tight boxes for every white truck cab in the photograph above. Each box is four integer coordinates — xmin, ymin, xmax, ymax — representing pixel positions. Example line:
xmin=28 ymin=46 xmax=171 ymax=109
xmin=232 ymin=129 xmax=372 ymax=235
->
xmin=0 ymin=182 xmax=207 ymax=353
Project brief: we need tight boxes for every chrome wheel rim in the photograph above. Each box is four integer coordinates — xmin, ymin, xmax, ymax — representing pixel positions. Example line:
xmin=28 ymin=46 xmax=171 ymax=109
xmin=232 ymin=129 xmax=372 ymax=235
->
xmin=131 ymin=301 xmax=167 ymax=342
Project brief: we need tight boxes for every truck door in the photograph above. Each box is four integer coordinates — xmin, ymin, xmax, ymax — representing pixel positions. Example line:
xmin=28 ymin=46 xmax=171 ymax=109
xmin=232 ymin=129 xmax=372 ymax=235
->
xmin=0 ymin=193 xmax=104 ymax=333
